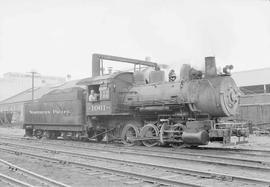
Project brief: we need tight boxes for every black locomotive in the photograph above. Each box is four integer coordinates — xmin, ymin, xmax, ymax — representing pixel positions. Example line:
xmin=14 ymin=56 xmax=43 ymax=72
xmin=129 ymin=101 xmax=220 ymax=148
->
xmin=23 ymin=54 xmax=248 ymax=146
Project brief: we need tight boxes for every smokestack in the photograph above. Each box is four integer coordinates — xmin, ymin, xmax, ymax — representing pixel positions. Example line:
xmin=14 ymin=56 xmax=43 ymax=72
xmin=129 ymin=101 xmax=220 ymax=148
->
xmin=205 ymin=56 xmax=217 ymax=78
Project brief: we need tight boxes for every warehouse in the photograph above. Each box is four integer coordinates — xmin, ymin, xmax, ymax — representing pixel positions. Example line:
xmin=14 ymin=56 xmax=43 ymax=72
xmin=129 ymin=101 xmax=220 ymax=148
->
xmin=0 ymin=72 xmax=65 ymax=101
xmin=232 ymin=67 xmax=270 ymax=94
xmin=232 ymin=68 xmax=270 ymax=127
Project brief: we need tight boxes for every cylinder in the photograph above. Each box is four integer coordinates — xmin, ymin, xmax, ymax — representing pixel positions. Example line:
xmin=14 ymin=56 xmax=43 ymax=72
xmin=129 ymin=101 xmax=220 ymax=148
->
xmin=182 ymin=130 xmax=209 ymax=145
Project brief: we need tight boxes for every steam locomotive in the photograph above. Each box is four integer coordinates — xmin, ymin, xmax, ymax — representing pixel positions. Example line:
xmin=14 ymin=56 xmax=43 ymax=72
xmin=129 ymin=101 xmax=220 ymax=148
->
xmin=23 ymin=54 xmax=248 ymax=147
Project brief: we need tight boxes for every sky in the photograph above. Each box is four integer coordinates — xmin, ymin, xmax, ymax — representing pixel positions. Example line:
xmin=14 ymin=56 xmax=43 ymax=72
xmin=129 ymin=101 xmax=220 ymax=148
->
xmin=0 ymin=0 xmax=270 ymax=79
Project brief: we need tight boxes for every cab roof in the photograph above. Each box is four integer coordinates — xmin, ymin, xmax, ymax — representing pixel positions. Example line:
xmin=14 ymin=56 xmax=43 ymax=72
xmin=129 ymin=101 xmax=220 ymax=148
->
xmin=77 ymin=72 xmax=133 ymax=85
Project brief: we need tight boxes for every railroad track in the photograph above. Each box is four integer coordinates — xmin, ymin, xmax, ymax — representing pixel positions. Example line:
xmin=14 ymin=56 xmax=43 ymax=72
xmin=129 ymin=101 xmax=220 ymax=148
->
xmin=1 ymin=139 xmax=270 ymax=172
xmin=0 ymin=173 xmax=34 ymax=187
xmin=28 ymin=136 xmax=270 ymax=157
xmin=0 ymin=138 xmax=269 ymax=186
xmin=2 ymin=135 xmax=270 ymax=158
xmin=0 ymin=158 xmax=70 ymax=187
xmin=2 ymin=135 xmax=270 ymax=160
xmin=193 ymin=146 xmax=270 ymax=156
xmin=1 ymin=136 xmax=270 ymax=170
xmin=47 ymin=140 xmax=270 ymax=165
xmin=0 ymin=145 xmax=204 ymax=187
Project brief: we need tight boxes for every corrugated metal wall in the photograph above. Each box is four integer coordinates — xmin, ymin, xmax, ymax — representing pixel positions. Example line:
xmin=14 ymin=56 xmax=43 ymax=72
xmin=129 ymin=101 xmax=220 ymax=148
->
xmin=238 ymin=94 xmax=270 ymax=125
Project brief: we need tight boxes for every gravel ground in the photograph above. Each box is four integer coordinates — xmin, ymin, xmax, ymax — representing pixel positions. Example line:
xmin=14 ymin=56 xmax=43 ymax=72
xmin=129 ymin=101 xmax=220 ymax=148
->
xmin=0 ymin=151 xmax=157 ymax=187
xmin=0 ymin=140 xmax=265 ymax=187
xmin=0 ymin=125 xmax=24 ymax=136
xmin=1 ymin=138 xmax=269 ymax=181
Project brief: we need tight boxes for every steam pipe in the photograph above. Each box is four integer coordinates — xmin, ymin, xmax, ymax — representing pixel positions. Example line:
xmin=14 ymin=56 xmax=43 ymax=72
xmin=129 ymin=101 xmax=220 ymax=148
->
xmin=92 ymin=53 xmax=159 ymax=77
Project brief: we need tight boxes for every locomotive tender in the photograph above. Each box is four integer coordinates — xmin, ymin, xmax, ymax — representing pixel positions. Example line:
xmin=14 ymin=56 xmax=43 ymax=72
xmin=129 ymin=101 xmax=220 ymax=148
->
xmin=23 ymin=54 xmax=248 ymax=146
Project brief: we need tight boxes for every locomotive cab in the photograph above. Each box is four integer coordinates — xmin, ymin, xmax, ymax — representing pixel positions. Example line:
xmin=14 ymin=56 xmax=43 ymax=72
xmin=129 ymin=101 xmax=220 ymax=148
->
xmin=76 ymin=72 xmax=135 ymax=141
xmin=77 ymin=72 xmax=134 ymax=116
xmin=87 ymin=84 xmax=110 ymax=102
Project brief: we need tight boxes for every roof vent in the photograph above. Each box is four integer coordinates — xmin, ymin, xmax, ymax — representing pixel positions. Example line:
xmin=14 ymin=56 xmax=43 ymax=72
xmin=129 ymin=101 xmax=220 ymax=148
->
xmin=134 ymin=72 xmax=146 ymax=84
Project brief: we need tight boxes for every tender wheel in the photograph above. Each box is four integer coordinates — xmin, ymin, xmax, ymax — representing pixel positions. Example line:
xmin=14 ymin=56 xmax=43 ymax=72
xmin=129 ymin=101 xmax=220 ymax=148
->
xmin=121 ymin=124 xmax=140 ymax=146
xmin=44 ymin=131 xmax=51 ymax=139
xmin=34 ymin=129 xmax=43 ymax=139
xmin=45 ymin=131 xmax=60 ymax=139
xmin=140 ymin=124 xmax=159 ymax=147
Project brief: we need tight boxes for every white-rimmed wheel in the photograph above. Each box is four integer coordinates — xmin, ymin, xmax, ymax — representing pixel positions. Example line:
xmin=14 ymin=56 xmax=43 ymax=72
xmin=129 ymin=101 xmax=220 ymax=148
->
xmin=121 ymin=123 xmax=140 ymax=146
xmin=140 ymin=124 xmax=159 ymax=147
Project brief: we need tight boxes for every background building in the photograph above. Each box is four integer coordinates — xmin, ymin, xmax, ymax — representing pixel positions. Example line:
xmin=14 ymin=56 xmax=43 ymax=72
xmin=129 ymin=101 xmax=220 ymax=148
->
xmin=232 ymin=68 xmax=270 ymax=127
xmin=0 ymin=80 xmax=83 ymax=124
xmin=0 ymin=72 xmax=66 ymax=101
xmin=232 ymin=68 xmax=270 ymax=94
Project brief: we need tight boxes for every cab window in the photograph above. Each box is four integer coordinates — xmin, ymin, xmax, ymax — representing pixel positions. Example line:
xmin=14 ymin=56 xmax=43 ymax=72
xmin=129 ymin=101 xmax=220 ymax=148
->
xmin=99 ymin=85 xmax=110 ymax=100
xmin=88 ymin=85 xmax=100 ymax=102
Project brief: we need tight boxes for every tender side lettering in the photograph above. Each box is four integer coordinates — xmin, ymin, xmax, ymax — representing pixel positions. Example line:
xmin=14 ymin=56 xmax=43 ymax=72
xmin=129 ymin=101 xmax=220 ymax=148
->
xmin=29 ymin=110 xmax=50 ymax=114
xmin=29 ymin=110 xmax=71 ymax=115
xmin=52 ymin=110 xmax=71 ymax=115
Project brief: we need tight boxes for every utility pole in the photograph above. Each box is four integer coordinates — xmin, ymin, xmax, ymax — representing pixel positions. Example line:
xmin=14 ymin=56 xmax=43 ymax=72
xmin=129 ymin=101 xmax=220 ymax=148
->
xmin=29 ymin=71 xmax=39 ymax=102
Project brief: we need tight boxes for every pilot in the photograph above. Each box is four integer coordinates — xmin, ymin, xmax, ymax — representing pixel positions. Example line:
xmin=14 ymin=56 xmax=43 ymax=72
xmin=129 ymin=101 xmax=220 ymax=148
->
xmin=89 ymin=90 xmax=97 ymax=101
xmin=169 ymin=69 xmax=176 ymax=82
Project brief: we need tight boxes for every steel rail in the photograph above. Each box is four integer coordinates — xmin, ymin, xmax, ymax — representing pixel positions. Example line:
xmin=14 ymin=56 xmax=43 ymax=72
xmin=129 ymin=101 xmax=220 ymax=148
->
xmin=112 ymin=145 xmax=270 ymax=164
xmin=76 ymin=143 xmax=270 ymax=165
xmin=4 ymin=135 xmax=270 ymax=160
xmin=194 ymin=146 xmax=270 ymax=154
xmin=2 ymin=139 xmax=269 ymax=171
xmin=30 ymin=136 xmax=270 ymax=155
xmin=0 ymin=158 xmax=71 ymax=187
xmin=1 ymin=136 xmax=270 ymax=168
xmin=2 ymin=134 xmax=270 ymax=155
xmin=1 ymin=135 xmax=270 ymax=157
xmin=0 ymin=173 xmax=34 ymax=187
xmin=52 ymin=142 xmax=270 ymax=159
xmin=0 ymin=146 xmax=200 ymax=187
xmin=0 ymin=143 xmax=269 ymax=186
